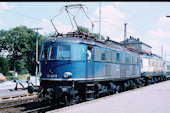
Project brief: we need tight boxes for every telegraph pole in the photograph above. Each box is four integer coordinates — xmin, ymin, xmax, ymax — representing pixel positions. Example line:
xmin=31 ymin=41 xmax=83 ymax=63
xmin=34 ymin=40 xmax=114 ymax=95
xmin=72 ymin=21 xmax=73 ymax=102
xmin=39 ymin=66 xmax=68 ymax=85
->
xmin=124 ymin=23 xmax=127 ymax=45
xmin=99 ymin=2 xmax=101 ymax=40
xmin=165 ymin=15 xmax=170 ymax=60
xmin=161 ymin=45 xmax=163 ymax=59
xmin=32 ymin=28 xmax=42 ymax=86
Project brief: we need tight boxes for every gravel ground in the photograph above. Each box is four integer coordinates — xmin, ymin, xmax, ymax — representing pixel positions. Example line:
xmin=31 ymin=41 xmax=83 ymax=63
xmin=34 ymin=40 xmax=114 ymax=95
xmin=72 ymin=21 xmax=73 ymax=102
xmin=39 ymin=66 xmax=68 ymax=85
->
xmin=47 ymin=80 xmax=170 ymax=113
xmin=0 ymin=107 xmax=25 ymax=113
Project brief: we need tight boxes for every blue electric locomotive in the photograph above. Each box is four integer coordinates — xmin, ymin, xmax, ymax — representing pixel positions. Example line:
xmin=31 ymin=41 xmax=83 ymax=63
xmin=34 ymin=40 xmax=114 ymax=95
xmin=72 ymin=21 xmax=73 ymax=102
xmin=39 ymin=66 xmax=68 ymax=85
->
xmin=27 ymin=34 xmax=144 ymax=106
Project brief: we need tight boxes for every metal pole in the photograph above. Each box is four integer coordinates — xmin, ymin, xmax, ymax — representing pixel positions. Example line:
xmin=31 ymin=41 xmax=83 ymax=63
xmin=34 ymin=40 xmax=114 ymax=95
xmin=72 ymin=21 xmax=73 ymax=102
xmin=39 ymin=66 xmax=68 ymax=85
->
xmin=99 ymin=2 xmax=101 ymax=40
xmin=14 ymin=60 xmax=16 ymax=73
xmin=35 ymin=31 xmax=38 ymax=86
xmin=165 ymin=16 xmax=169 ymax=61
xmin=32 ymin=28 xmax=42 ymax=86
xmin=161 ymin=45 xmax=163 ymax=59
xmin=124 ymin=23 xmax=127 ymax=45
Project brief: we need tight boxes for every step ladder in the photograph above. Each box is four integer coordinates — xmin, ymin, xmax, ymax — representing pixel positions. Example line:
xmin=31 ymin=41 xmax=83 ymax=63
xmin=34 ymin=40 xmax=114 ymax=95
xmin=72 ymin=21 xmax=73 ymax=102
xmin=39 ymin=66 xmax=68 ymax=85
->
xmin=85 ymin=83 xmax=95 ymax=101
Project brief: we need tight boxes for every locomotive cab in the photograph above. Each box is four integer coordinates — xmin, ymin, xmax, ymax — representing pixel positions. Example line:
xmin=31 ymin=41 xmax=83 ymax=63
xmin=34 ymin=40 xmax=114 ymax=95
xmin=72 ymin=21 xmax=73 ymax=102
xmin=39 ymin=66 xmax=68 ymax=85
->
xmin=39 ymin=37 xmax=93 ymax=81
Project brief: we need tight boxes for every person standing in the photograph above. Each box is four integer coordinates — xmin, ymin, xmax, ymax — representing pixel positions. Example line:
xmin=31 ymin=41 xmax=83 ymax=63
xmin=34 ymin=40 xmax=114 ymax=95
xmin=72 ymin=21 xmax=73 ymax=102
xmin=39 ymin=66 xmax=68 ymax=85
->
xmin=87 ymin=46 xmax=93 ymax=61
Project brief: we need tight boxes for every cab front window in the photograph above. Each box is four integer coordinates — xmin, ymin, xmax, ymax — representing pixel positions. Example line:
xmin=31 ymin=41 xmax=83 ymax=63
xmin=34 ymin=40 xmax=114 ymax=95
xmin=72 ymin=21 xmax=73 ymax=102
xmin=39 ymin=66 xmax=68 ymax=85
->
xmin=41 ymin=46 xmax=50 ymax=59
xmin=50 ymin=46 xmax=57 ymax=59
xmin=58 ymin=45 xmax=71 ymax=59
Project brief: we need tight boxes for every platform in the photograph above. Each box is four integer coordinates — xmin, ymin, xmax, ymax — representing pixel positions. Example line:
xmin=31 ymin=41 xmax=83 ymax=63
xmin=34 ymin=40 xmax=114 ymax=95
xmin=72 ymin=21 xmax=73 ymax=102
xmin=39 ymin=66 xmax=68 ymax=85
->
xmin=0 ymin=76 xmax=39 ymax=97
xmin=48 ymin=80 xmax=170 ymax=113
xmin=0 ymin=89 xmax=28 ymax=97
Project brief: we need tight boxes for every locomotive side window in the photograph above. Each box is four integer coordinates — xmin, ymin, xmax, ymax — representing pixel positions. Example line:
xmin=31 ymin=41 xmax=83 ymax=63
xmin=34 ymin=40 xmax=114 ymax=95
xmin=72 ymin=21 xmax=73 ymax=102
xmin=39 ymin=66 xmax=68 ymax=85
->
xmin=101 ymin=50 xmax=106 ymax=61
xmin=112 ymin=52 xmax=115 ymax=62
xmin=106 ymin=51 xmax=111 ymax=62
xmin=167 ymin=65 xmax=170 ymax=71
xmin=50 ymin=46 xmax=57 ymax=59
xmin=135 ymin=57 xmax=138 ymax=65
xmin=41 ymin=46 xmax=50 ymax=59
xmin=133 ymin=56 xmax=137 ymax=65
xmin=132 ymin=56 xmax=134 ymax=64
xmin=152 ymin=60 xmax=154 ymax=66
xmin=159 ymin=62 xmax=161 ymax=67
xmin=122 ymin=53 xmax=125 ymax=64
xmin=140 ymin=59 xmax=143 ymax=67
xmin=137 ymin=57 xmax=139 ymax=65
xmin=133 ymin=56 xmax=135 ymax=64
xmin=126 ymin=54 xmax=130 ymax=64
xmin=116 ymin=53 xmax=120 ymax=63
xmin=94 ymin=48 xmax=100 ymax=61
xmin=58 ymin=45 xmax=71 ymax=59
xmin=156 ymin=61 xmax=158 ymax=67
xmin=130 ymin=55 xmax=133 ymax=64
xmin=148 ymin=59 xmax=151 ymax=66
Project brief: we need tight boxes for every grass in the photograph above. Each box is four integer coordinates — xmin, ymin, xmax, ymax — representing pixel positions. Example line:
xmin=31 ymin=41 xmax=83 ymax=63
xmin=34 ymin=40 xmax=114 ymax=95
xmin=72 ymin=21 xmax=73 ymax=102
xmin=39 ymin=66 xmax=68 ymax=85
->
xmin=17 ymin=74 xmax=31 ymax=80
xmin=6 ymin=73 xmax=31 ymax=81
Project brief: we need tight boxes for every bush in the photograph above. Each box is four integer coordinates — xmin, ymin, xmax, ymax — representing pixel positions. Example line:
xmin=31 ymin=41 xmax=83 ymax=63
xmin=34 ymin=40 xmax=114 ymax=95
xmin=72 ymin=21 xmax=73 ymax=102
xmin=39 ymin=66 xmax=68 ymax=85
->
xmin=6 ymin=72 xmax=13 ymax=76
xmin=0 ymin=57 xmax=9 ymax=76
xmin=17 ymin=74 xmax=31 ymax=81
xmin=5 ymin=73 xmax=31 ymax=81
xmin=6 ymin=76 xmax=18 ymax=81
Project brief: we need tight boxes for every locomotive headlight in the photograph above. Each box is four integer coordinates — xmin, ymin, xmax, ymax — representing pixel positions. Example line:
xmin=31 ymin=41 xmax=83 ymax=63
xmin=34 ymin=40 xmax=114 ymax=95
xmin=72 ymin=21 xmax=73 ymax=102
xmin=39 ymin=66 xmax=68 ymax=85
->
xmin=63 ymin=72 xmax=72 ymax=79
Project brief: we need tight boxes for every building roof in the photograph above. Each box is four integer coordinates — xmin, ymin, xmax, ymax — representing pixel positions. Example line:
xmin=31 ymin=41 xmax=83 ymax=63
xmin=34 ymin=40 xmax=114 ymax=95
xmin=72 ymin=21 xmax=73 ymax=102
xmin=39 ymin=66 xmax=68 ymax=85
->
xmin=120 ymin=36 xmax=152 ymax=48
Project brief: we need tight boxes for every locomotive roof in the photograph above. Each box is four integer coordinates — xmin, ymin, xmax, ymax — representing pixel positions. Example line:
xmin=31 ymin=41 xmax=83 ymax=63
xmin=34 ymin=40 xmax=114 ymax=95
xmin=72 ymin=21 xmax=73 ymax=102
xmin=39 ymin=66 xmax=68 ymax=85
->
xmin=43 ymin=36 xmax=139 ymax=55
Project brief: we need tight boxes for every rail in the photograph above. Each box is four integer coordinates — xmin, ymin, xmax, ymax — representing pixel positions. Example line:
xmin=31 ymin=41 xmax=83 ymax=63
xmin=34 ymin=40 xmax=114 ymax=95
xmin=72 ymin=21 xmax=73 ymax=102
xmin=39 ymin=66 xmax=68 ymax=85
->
xmin=0 ymin=92 xmax=37 ymax=102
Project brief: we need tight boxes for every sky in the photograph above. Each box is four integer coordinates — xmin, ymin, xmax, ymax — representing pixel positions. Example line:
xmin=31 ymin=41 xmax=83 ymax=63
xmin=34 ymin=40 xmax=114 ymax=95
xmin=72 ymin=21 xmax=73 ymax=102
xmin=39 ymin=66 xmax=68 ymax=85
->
xmin=1 ymin=2 xmax=170 ymax=61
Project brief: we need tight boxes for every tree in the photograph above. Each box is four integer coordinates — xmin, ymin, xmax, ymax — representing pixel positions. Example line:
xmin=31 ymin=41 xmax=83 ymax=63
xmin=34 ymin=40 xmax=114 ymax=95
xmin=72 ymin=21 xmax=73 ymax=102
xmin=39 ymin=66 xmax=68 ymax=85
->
xmin=0 ymin=57 xmax=9 ymax=76
xmin=74 ymin=26 xmax=89 ymax=33
xmin=74 ymin=26 xmax=104 ymax=39
xmin=0 ymin=25 xmax=45 ymax=75
xmin=92 ymin=33 xmax=104 ymax=40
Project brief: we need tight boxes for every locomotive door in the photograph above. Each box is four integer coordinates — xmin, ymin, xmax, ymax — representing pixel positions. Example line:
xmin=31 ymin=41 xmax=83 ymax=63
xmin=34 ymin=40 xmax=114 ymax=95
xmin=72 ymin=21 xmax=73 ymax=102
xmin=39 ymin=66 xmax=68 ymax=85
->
xmin=86 ymin=46 xmax=94 ymax=78
xmin=87 ymin=60 xmax=94 ymax=78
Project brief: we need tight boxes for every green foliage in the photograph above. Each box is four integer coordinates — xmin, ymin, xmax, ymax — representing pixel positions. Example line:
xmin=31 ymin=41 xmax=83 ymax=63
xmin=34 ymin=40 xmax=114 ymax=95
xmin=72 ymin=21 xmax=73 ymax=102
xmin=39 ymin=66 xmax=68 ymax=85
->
xmin=17 ymin=74 xmax=31 ymax=81
xmin=6 ymin=72 xmax=13 ymax=76
xmin=0 ymin=57 xmax=9 ymax=76
xmin=74 ymin=26 xmax=89 ymax=33
xmin=6 ymin=76 xmax=18 ymax=81
xmin=0 ymin=25 xmax=45 ymax=75
xmin=16 ymin=60 xmax=27 ymax=74
xmin=6 ymin=74 xmax=31 ymax=81
xmin=74 ymin=26 xmax=104 ymax=39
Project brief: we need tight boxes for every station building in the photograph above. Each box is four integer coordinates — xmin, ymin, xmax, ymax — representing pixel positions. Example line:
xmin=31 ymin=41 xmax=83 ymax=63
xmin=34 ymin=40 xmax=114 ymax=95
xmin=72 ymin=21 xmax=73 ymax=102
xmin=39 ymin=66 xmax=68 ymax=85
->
xmin=120 ymin=36 xmax=152 ymax=55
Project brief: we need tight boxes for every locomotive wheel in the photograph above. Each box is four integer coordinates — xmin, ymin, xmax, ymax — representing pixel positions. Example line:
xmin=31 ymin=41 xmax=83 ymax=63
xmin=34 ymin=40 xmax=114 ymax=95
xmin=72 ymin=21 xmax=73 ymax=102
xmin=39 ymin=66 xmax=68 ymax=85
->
xmin=108 ymin=83 xmax=116 ymax=94
xmin=48 ymin=99 xmax=58 ymax=108
xmin=123 ymin=82 xmax=128 ymax=91
xmin=151 ymin=78 xmax=155 ymax=84
xmin=129 ymin=80 xmax=135 ymax=89
xmin=65 ymin=95 xmax=80 ymax=106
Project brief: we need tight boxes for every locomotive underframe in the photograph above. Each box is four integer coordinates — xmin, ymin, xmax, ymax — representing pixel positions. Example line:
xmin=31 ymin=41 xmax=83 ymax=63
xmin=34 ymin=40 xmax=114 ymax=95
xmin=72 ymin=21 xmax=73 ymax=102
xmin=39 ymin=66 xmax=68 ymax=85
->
xmin=35 ymin=75 xmax=166 ymax=107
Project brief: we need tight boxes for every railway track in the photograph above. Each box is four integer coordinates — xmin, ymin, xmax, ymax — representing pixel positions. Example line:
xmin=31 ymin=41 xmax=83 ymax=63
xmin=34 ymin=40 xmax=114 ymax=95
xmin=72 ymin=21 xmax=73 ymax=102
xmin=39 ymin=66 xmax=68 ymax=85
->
xmin=0 ymin=93 xmax=39 ymax=112
xmin=0 ymin=92 xmax=57 ymax=113
xmin=0 ymin=92 xmax=37 ymax=102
